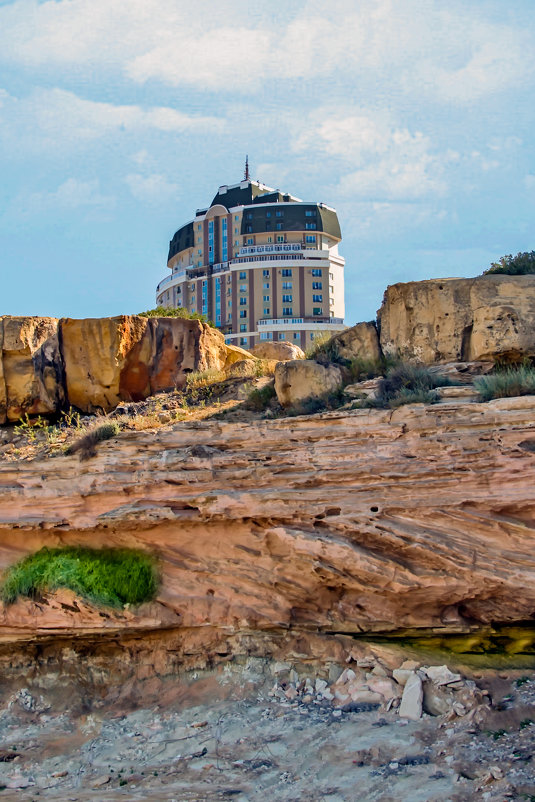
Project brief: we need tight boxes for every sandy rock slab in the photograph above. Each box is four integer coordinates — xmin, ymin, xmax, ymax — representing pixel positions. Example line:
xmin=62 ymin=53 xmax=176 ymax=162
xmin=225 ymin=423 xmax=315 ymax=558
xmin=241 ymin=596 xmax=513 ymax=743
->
xmin=0 ymin=316 xmax=65 ymax=424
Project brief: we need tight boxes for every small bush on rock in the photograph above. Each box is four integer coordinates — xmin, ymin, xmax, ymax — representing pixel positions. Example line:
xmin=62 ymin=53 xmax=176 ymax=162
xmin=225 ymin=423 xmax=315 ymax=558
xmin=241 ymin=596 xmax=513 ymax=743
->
xmin=138 ymin=306 xmax=215 ymax=326
xmin=1 ymin=546 xmax=158 ymax=607
xmin=247 ymin=383 xmax=277 ymax=411
xmin=474 ymin=365 xmax=535 ymax=401
xmin=357 ymin=363 xmax=453 ymax=409
xmin=65 ymin=422 xmax=120 ymax=459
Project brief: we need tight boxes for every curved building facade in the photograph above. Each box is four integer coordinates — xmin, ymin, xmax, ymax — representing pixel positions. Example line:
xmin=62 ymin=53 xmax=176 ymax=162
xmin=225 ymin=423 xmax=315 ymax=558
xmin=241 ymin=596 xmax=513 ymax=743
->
xmin=156 ymin=178 xmax=346 ymax=350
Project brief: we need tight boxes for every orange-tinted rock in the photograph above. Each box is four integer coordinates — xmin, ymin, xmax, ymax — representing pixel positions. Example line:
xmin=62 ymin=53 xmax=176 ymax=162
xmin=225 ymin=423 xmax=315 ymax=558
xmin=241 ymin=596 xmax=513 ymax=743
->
xmin=2 ymin=397 xmax=535 ymax=643
xmin=0 ymin=316 xmax=65 ymax=423
xmin=60 ymin=316 xmax=229 ymax=412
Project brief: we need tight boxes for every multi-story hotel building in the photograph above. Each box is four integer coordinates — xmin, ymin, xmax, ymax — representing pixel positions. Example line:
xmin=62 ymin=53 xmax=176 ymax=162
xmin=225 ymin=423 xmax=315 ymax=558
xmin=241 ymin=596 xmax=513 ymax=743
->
xmin=155 ymin=175 xmax=346 ymax=350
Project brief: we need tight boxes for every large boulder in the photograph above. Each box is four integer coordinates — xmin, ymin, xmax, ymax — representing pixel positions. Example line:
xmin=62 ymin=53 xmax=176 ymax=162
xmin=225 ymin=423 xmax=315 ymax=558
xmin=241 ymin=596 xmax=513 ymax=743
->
xmin=378 ymin=275 xmax=535 ymax=363
xmin=274 ymin=359 xmax=343 ymax=407
xmin=330 ymin=322 xmax=381 ymax=363
xmin=0 ymin=317 xmax=65 ymax=424
xmin=251 ymin=341 xmax=305 ymax=362
xmin=60 ymin=316 xmax=229 ymax=413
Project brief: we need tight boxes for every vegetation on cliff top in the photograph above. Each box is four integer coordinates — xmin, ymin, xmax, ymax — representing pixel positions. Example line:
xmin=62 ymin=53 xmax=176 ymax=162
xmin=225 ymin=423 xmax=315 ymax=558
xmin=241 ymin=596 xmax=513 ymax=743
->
xmin=483 ymin=251 xmax=535 ymax=276
xmin=138 ymin=306 xmax=215 ymax=326
xmin=474 ymin=364 xmax=535 ymax=401
xmin=1 ymin=547 xmax=159 ymax=607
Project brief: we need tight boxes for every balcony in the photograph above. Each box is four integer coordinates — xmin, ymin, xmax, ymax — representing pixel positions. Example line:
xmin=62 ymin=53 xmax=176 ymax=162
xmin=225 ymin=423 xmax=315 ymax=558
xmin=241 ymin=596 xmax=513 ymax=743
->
xmin=258 ymin=317 xmax=344 ymax=327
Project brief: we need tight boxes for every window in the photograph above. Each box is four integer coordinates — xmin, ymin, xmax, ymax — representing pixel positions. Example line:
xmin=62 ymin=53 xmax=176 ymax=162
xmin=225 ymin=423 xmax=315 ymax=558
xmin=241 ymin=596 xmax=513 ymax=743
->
xmin=305 ymin=210 xmax=316 ymax=217
xmin=281 ymin=269 xmax=292 ymax=277
xmin=265 ymin=222 xmax=271 ymax=230
xmin=277 ymin=236 xmax=284 ymax=243
xmin=246 ymin=212 xmax=253 ymax=220
xmin=247 ymin=237 xmax=253 ymax=244
xmin=263 ymin=282 xmax=270 ymax=289
xmin=312 ymin=281 xmax=322 ymax=290
xmin=228 ymin=299 xmax=232 ymax=307
xmin=239 ymin=271 xmax=246 ymax=280
xmin=293 ymin=333 xmax=300 ymax=340
xmin=260 ymin=332 xmax=272 ymax=340
xmin=198 ymin=224 xmax=201 ymax=230
xmin=330 ymin=272 xmax=334 ymax=280
xmin=240 ymin=310 xmax=247 ymax=318
xmin=234 ymin=227 xmax=238 ymax=234
xmin=240 ymin=323 xmax=247 ymax=331
xmin=267 ymin=236 xmax=272 ymax=243
xmin=282 ymin=294 xmax=292 ymax=302
xmin=330 ymin=298 xmax=335 ymax=305
xmin=246 ymin=225 xmax=252 ymax=233
xmin=263 ymin=295 xmax=270 ymax=302
xmin=235 ymin=215 xmax=239 ymax=221
xmin=305 ymin=223 xmax=317 ymax=230
xmin=263 ymin=308 xmax=270 ymax=315
xmin=263 ymin=269 xmax=270 ymax=277
xmin=240 ymin=337 xmax=248 ymax=345
xmin=282 ymin=281 xmax=292 ymax=289
xmin=276 ymin=210 xmax=283 ymax=217
xmin=306 ymin=235 xmax=316 ymax=244
xmin=266 ymin=211 xmax=271 ymax=217
xmin=240 ymin=297 xmax=247 ymax=306
xmin=239 ymin=284 xmax=247 ymax=292
xmin=283 ymin=307 xmax=292 ymax=316
xmin=279 ymin=333 xmax=286 ymax=340
xmin=198 ymin=249 xmax=201 ymax=255
xmin=276 ymin=222 xmax=283 ymax=231
xmin=313 ymin=294 xmax=323 ymax=302
xmin=311 ymin=269 xmax=322 ymax=277
xmin=313 ymin=307 xmax=322 ymax=316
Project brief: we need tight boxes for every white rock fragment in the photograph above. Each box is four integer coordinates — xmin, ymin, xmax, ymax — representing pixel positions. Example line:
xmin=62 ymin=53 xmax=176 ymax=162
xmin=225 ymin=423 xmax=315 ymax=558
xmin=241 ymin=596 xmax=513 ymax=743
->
xmin=423 ymin=665 xmax=461 ymax=686
xmin=398 ymin=672 xmax=423 ymax=720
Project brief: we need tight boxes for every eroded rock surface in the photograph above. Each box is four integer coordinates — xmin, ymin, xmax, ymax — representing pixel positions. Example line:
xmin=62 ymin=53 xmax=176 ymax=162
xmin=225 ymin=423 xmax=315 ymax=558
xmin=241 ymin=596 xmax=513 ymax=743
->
xmin=0 ymin=316 xmax=65 ymax=424
xmin=250 ymin=340 xmax=305 ymax=361
xmin=61 ymin=315 xmax=229 ymax=413
xmin=274 ymin=359 xmax=343 ymax=406
xmin=379 ymin=275 xmax=535 ymax=362
xmin=2 ymin=397 xmax=535 ymax=643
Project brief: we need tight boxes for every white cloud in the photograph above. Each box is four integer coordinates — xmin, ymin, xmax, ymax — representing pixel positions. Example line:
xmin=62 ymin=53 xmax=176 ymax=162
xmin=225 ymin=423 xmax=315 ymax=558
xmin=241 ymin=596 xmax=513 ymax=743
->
xmin=125 ymin=173 xmax=179 ymax=203
xmin=0 ymin=87 xmax=223 ymax=152
xmin=6 ymin=178 xmax=115 ymax=220
xmin=0 ymin=0 xmax=532 ymax=101
xmin=295 ymin=111 xmax=448 ymax=200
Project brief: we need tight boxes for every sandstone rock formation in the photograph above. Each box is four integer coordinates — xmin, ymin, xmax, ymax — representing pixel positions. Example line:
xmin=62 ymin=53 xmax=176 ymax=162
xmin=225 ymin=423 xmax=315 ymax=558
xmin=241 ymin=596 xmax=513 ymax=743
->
xmin=2 ymin=396 xmax=535 ymax=645
xmin=250 ymin=340 xmax=305 ymax=361
xmin=274 ymin=359 xmax=343 ymax=406
xmin=61 ymin=315 xmax=230 ymax=413
xmin=330 ymin=321 xmax=381 ymax=363
xmin=379 ymin=275 xmax=535 ymax=363
xmin=0 ymin=316 xmax=65 ymax=424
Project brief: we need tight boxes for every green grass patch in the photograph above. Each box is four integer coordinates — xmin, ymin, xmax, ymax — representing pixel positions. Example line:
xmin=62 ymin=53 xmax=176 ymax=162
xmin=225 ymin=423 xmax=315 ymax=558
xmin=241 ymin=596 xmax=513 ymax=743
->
xmin=474 ymin=365 xmax=535 ymax=401
xmin=247 ymin=383 xmax=277 ymax=411
xmin=138 ymin=306 xmax=214 ymax=326
xmin=1 ymin=547 xmax=158 ymax=608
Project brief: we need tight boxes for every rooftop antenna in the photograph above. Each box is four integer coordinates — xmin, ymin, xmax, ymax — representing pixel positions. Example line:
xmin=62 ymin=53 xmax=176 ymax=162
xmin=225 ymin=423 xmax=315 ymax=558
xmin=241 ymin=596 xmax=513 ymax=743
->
xmin=244 ymin=155 xmax=250 ymax=181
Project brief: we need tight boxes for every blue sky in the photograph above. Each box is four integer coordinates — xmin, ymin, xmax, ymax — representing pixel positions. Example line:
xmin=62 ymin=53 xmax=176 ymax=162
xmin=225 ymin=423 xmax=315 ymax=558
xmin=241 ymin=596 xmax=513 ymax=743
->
xmin=1 ymin=0 xmax=534 ymax=325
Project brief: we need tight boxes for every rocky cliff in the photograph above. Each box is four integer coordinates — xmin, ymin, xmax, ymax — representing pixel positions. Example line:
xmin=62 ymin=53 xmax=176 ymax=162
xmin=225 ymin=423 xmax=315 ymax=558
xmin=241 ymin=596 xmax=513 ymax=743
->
xmin=378 ymin=275 xmax=535 ymax=363
xmin=0 ymin=315 xmax=246 ymax=423
xmin=1 ymin=394 xmax=535 ymax=651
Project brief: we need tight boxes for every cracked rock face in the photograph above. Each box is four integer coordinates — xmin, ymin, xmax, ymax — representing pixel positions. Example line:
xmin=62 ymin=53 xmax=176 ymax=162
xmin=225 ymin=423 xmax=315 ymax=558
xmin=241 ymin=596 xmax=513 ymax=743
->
xmin=1 ymin=397 xmax=535 ymax=646
xmin=378 ymin=275 xmax=535 ymax=363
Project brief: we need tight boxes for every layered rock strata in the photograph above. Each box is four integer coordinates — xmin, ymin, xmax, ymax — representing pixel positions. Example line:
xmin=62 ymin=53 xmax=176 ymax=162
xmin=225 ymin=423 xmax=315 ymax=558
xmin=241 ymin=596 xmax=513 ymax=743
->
xmin=1 ymin=397 xmax=535 ymax=645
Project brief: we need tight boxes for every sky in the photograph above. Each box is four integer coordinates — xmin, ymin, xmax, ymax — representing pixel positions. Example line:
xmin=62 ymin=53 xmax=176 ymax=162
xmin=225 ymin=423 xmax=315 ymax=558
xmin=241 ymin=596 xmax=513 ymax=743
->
xmin=1 ymin=0 xmax=534 ymax=326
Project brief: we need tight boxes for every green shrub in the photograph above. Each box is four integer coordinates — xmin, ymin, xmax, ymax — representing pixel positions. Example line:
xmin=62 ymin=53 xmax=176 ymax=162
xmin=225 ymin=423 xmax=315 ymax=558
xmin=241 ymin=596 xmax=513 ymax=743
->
xmin=483 ymin=251 xmax=535 ymax=276
xmin=286 ymin=387 xmax=346 ymax=417
xmin=358 ymin=363 xmax=453 ymax=409
xmin=247 ymin=383 xmax=277 ymax=411
xmin=138 ymin=306 xmax=214 ymax=326
xmin=65 ymin=422 xmax=120 ymax=459
xmin=1 ymin=547 xmax=158 ymax=607
xmin=474 ymin=365 xmax=535 ymax=401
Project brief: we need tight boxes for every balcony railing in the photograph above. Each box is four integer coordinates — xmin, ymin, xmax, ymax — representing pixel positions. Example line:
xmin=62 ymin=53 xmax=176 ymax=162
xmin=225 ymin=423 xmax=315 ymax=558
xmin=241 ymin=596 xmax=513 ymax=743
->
xmin=258 ymin=317 xmax=344 ymax=327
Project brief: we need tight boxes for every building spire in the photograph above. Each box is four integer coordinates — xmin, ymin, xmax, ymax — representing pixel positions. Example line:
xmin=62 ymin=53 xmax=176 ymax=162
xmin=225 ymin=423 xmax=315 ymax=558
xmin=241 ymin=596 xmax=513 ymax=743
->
xmin=244 ymin=154 xmax=250 ymax=181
